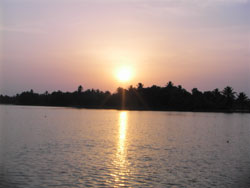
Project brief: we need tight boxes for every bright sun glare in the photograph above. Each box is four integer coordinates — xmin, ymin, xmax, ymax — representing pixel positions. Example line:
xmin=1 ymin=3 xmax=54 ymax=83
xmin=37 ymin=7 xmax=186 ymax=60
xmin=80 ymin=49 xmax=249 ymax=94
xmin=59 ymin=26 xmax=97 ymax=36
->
xmin=116 ymin=67 xmax=132 ymax=82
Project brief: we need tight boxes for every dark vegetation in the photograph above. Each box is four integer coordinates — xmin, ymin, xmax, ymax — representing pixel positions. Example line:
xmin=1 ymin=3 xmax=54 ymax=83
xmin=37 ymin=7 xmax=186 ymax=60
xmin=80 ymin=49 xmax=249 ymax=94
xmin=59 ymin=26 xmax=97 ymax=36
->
xmin=1 ymin=82 xmax=250 ymax=112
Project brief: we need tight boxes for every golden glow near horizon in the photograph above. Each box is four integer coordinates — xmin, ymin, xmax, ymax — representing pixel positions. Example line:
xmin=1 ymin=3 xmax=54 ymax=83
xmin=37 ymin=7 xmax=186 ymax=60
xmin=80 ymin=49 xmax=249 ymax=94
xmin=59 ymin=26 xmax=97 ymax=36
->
xmin=116 ymin=66 xmax=133 ymax=83
xmin=111 ymin=111 xmax=130 ymax=185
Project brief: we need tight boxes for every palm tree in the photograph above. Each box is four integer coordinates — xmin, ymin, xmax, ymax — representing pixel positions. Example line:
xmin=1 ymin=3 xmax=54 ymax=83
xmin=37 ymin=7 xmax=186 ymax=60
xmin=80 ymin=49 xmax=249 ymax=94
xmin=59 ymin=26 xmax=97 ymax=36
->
xmin=237 ymin=92 xmax=248 ymax=102
xmin=222 ymin=86 xmax=235 ymax=109
xmin=222 ymin=86 xmax=235 ymax=100
xmin=237 ymin=92 xmax=248 ymax=109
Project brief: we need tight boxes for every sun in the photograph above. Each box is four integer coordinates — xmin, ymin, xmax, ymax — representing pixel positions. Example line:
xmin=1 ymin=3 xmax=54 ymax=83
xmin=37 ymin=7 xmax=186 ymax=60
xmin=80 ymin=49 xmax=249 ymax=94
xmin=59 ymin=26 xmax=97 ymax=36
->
xmin=116 ymin=67 xmax=133 ymax=82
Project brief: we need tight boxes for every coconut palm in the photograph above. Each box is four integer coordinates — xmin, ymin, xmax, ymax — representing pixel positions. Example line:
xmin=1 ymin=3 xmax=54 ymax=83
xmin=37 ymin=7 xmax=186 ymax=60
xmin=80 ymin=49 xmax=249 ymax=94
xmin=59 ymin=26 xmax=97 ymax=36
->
xmin=222 ymin=86 xmax=235 ymax=109
xmin=222 ymin=86 xmax=235 ymax=100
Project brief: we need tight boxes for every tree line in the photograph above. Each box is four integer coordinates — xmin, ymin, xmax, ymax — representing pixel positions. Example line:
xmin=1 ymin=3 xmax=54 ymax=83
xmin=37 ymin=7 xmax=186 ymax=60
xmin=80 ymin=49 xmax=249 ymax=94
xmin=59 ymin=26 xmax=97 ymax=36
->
xmin=0 ymin=82 xmax=250 ymax=112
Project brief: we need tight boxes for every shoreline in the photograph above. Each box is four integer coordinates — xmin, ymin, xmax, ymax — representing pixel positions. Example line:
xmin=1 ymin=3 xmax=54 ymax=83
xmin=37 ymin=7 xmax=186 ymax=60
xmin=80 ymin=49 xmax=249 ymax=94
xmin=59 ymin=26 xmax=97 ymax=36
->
xmin=1 ymin=103 xmax=249 ymax=114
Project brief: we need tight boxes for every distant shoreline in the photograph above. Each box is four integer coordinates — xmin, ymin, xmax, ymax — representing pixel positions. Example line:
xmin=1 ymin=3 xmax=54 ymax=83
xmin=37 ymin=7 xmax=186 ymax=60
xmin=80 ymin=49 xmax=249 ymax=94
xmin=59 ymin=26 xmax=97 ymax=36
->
xmin=1 ymin=104 xmax=250 ymax=114
xmin=1 ymin=83 xmax=250 ymax=113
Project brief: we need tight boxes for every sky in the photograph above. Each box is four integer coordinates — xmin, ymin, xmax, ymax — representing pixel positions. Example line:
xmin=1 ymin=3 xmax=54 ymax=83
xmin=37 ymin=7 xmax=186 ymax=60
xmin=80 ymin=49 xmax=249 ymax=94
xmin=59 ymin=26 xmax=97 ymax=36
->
xmin=0 ymin=0 xmax=250 ymax=96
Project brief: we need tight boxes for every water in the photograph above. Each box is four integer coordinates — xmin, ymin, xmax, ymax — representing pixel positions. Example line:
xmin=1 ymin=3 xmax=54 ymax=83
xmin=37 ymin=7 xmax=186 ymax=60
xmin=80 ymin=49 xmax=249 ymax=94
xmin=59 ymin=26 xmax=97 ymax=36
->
xmin=1 ymin=105 xmax=250 ymax=188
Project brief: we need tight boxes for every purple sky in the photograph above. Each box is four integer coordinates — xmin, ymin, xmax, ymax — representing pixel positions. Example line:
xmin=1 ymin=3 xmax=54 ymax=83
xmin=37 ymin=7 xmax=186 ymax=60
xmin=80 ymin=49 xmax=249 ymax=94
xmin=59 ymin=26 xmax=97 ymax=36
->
xmin=1 ymin=0 xmax=250 ymax=96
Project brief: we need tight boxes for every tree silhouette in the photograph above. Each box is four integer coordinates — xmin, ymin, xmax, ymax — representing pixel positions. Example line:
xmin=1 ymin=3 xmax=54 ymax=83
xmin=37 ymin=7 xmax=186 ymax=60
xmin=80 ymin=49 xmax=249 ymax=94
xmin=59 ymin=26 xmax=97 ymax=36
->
xmin=222 ymin=86 xmax=235 ymax=109
xmin=212 ymin=88 xmax=220 ymax=97
xmin=78 ymin=85 xmax=83 ymax=93
xmin=237 ymin=92 xmax=249 ymax=110
xmin=0 ymin=82 xmax=249 ymax=112
xmin=222 ymin=86 xmax=235 ymax=100
xmin=137 ymin=83 xmax=144 ymax=89
xmin=237 ymin=92 xmax=248 ymax=102
xmin=166 ymin=81 xmax=174 ymax=88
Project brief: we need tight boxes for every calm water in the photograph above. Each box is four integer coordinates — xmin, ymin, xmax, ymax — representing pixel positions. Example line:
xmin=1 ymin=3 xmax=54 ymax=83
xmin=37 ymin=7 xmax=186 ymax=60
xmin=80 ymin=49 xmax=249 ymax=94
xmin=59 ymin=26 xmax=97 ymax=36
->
xmin=1 ymin=105 xmax=250 ymax=188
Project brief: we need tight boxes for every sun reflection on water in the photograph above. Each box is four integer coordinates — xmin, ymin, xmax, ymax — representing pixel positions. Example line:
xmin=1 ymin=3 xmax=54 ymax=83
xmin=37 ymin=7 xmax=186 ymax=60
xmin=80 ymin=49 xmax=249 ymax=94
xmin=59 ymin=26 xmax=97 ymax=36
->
xmin=111 ymin=111 xmax=130 ymax=186
xmin=118 ymin=111 xmax=127 ymax=153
